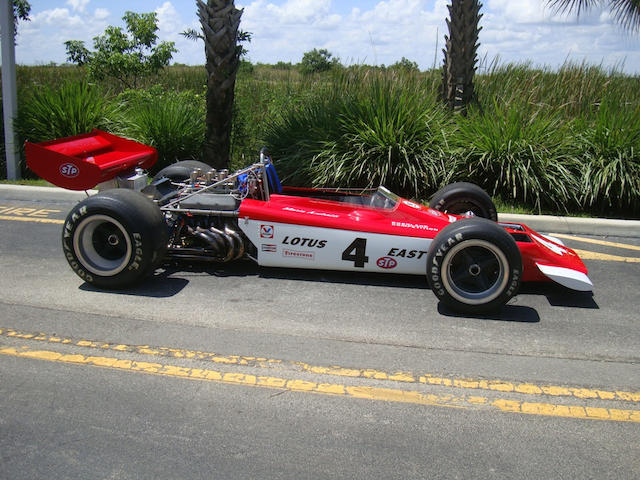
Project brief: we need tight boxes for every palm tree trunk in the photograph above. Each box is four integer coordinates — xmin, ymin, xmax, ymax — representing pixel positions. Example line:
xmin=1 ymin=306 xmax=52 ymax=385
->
xmin=198 ymin=0 xmax=242 ymax=169
xmin=442 ymin=0 xmax=483 ymax=114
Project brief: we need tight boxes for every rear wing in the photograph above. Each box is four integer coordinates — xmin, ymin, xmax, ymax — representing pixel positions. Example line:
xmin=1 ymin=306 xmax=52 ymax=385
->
xmin=25 ymin=130 xmax=157 ymax=191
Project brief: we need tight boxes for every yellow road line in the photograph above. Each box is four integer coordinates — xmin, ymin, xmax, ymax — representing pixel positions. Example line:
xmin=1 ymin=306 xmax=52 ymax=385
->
xmin=551 ymin=233 xmax=640 ymax=252
xmin=574 ymin=249 xmax=640 ymax=263
xmin=1 ymin=345 xmax=638 ymax=423
xmin=2 ymin=327 xmax=638 ymax=404
xmin=0 ymin=215 xmax=64 ymax=224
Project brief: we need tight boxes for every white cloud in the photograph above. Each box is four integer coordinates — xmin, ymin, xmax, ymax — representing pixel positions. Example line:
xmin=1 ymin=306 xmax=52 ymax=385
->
xmin=94 ymin=8 xmax=109 ymax=21
xmin=11 ymin=0 xmax=640 ymax=74
xmin=15 ymin=5 xmax=111 ymax=65
xmin=66 ymin=0 xmax=90 ymax=13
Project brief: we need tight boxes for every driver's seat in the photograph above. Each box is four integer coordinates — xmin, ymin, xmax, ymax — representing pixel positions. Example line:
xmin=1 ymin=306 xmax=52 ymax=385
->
xmin=265 ymin=162 xmax=282 ymax=194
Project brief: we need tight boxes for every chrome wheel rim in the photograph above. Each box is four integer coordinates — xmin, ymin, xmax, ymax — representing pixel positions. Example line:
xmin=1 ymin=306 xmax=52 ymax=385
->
xmin=73 ymin=215 xmax=132 ymax=276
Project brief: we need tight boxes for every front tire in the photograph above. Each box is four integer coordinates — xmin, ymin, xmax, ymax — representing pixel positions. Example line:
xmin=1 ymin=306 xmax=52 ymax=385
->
xmin=426 ymin=218 xmax=522 ymax=313
xmin=62 ymin=189 xmax=168 ymax=288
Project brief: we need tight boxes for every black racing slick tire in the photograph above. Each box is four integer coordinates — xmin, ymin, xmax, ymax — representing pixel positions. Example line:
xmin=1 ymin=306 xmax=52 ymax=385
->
xmin=62 ymin=189 xmax=168 ymax=288
xmin=429 ymin=182 xmax=498 ymax=221
xmin=426 ymin=218 xmax=522 ymax=314
xmin=153 ymin=160 xmax=212 ymax=182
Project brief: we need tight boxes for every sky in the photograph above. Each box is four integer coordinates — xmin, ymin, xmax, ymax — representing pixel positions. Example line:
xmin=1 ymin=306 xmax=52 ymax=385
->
xmin=8 ymin=0 xmax=640 ymax=74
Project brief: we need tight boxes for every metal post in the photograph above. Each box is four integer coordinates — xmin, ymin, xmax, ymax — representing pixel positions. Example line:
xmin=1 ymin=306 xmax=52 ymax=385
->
xmin=1 ymin=0 xmax=20 ymax=180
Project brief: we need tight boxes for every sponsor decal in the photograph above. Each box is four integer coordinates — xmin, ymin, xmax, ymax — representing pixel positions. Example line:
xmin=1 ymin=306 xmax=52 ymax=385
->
xmin=282 ymin=236 xmax=327 ymax=248
xmin=261 ymin=244 xmax=277 ymax=253
xmin=59 ymin=163 xmax=79 ymax=178
xmin=391 ymin=221 xmax=438 ymax=232
xmin=387 ymin=248 xmax=428 ymax=259
xmin=260 ymin=224 xmax=274 ymax=238
xmin=282 ymin=249 xmax=315 ymax=260
xmin=403 ymin=200 xmax=423 ymax=210
xmin=376 ymin=256 xmax=397 ymax=269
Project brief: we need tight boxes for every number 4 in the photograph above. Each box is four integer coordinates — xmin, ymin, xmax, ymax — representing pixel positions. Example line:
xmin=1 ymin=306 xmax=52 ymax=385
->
xmin=342 ymin=238 xmax=368 ymax=268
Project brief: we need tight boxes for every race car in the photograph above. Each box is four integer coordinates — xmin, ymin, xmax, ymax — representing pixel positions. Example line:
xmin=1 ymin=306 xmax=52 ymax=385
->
xmin=26 ymin=130 xmax=593 ymax=314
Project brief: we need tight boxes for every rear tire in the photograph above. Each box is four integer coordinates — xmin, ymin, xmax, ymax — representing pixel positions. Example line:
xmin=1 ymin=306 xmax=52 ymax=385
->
xmin=154 ymin=160 xmax=212 ymax=182
xmin=62 ymin=189 xmax=168 ymax=288
xmin=426 ymin=218 xmax=521 ymax=313
xmin=429 ymin=182 xmax=498 ymax=221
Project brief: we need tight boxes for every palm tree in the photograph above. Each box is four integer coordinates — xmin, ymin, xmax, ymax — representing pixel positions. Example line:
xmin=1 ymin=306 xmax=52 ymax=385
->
xmin=548 ymin=0 xmax=640 ymax=31
xmin=197 ymin=0 xmax=243 ymax=169
xmin=441 ymin=0 xmax=483 ymax=114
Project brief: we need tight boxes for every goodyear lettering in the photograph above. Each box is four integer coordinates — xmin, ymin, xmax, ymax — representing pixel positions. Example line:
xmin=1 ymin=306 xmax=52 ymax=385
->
xmin=63 ymin=222 xmax=73 ymax=239
xmin=387 ymin=248 xmax=428 ymax=259
xmin=282 ymin=236 xmax=327 ymax=248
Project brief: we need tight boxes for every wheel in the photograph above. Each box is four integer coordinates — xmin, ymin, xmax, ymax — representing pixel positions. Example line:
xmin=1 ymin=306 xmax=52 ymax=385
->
xmin=426 ymin=218 xmax=522 ymax=313
xmin=62 ymin=189 xmax=168 ymax=288
xmin=153 ymin=160 xmax=212 ymax=182
xmin=429 ymin=182 xmax=498 ymax=221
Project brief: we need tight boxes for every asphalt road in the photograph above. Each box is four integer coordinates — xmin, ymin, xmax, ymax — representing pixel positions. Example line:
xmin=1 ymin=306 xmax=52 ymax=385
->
xmin=1 ymin=186 xmax=639 ymax=479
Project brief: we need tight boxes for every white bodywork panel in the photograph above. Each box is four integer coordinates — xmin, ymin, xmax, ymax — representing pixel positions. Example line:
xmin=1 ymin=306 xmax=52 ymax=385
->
xmin=535 ymin=263 xmax=594 ymax=291
xmin=239 ymin=220 xmax=433 ymax=275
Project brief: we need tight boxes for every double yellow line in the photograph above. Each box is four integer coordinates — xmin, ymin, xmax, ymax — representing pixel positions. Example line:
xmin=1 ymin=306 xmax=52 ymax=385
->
xmin=1 ymin=327 xmax=638 ymax=423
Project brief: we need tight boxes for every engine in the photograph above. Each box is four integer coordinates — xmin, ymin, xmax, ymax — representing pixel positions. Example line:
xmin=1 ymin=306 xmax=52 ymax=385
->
xmin=150 ymin=164 xmax=266 ymax=263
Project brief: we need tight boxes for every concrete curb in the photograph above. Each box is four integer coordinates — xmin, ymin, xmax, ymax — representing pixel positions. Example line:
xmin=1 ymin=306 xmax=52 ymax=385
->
xmin=499 ymin=213 xmax=640 ymax=238
xmin=2 ymin=184 xmax=639 ymax=237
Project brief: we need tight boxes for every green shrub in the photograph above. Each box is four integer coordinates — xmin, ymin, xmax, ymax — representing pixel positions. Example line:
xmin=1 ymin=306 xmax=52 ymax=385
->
xmin=265 ymin=71 xmax=452 ymax=198
xmin=453 ymin=100 xmax=580 ymax=212
xmin=14 ymin=80 xmax=121 ymax=176
xmin=15 ymin=80 xmax=120 ymax=143
xmin=117 ymin=86 xmax=205 ymax=173
xmin=576 ymin=96 xmax=640 ymax=212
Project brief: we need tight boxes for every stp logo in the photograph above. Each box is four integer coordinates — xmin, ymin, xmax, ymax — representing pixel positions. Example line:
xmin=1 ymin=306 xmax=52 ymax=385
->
xmin=260 ymin=225 xmax=274 ymax=238
xmin=376 ymin=257 xmax=397 ymax=269
xmin=59 ymin=163 xmax=79 ymax=178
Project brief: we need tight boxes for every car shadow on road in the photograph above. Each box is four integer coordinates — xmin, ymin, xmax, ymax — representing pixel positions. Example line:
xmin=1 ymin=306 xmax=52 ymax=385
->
xmin=161 ymin=260 xmax=430 ymax=289
xmin=437 ymin=303 xmax=541 ymax=323
xmin=519 ymin=282 xmax=599 ymax=309
xmin=259 ymin=266 xmax=430 ymax=289
xmin=79 ymin=270 xmax=190 ymax=298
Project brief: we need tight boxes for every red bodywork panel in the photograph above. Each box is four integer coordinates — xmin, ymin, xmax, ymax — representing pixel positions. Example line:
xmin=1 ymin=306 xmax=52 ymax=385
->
xmin=239 ymin=193 xmax=589 ymax=283
xmin=25 ymin=130 xmax=157 ymax=191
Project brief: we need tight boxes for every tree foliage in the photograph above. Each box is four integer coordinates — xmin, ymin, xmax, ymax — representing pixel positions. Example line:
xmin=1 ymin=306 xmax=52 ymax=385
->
xmin=10 ymin=0 xmax=31 ymax=42
xmin=548 ymin=0 xmax=640 ymax=31
xmin=65 ymin=11 xmax=176 ymax=89
xmin=299 ymin=49 xmax=341 ymax=75
xmin=389 ymin=57 xmax=420 ymax=72
xmin=181 ymin=27 xmax=252 ymax=57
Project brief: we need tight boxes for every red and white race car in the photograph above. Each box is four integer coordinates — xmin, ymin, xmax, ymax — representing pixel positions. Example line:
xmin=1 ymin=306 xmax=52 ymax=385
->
xmin=26 ymin=130 xmax=593 ymax=314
